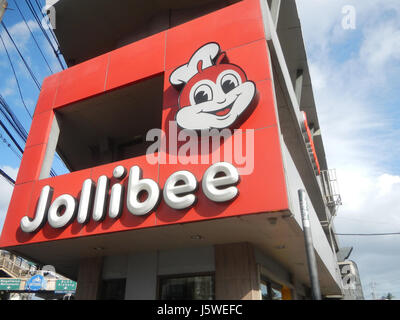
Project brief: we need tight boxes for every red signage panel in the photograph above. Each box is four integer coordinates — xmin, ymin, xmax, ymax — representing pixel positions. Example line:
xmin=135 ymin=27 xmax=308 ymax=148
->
xmin=0 ymin=0 xmax=289 ymax=248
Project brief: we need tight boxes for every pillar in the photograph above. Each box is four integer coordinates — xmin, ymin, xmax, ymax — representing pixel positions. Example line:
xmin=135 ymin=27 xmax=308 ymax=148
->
xmin=215 ymin=242 xmax=261 ymax=300
xmin=75 ymin=257 xmax=103 ymax=300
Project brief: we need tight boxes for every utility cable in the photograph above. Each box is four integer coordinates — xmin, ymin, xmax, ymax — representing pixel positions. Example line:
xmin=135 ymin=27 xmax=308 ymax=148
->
xmin=0 ymin=95 xmax=29 ymax=141
xmin=0 ymin=107 xmax=27 ymax=145
xmin=0 ymin=167 xmax=15 ymax=186
xmin=33 ymin=0 xmax=60 ymax=48
xmin=13 ymin=0 xmax=54 ymax=74
xmin=0 ymin=119 xmax=24 ymax=154
xmin=1 ymin=21 xmax=41 ymax=90
xmin=0 ymin=118 xmax=57 ymax=177
xmin=0 ymin=11 xmax=61 ymax=177
xmin=0 ymin=131 xmax=22 ymax=160
xmin=335 ymin=232 xmax=400 ymax=236
xmin=24 ymin=0 xmax=65 ymax=71
xmin=0 ymin=33 xmax=33 ymax=119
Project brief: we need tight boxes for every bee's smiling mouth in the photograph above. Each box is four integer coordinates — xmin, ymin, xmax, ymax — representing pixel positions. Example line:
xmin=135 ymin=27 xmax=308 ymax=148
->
xmin=202 ymin=100 xmax=235 ymax=117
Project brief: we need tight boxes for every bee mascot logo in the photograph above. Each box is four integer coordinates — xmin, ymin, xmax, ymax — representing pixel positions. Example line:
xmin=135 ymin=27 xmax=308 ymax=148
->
xmin=170 ymin=42 xmax=257 ymax=130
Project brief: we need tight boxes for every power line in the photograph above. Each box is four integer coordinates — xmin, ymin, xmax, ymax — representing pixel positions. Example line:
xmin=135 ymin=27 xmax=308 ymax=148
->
xmin=0 ymin=130 xmax=22 ymax=160
xmin=0 ymin=6 xmax=62 ymax=178
xmin=33 ymin=0 xmax=60 ymax=48
xmin=0 ymin=167 xmax=15 ymax=186
xmin=335 ymin=232 xmax=400 ymax=236
xmin=1 ymin=20 xmax=41 ymax=90
xmin=0 ymin=32 xmax=33 ymax=119
xmin=0 ymin=94 xmax=29 ymax=141
xmin=0 ymin=115 xmax=58 ymax=178
xmin=13 ymin=0 xmax=54 ymax=74
xmin=24 ymin=0 xmax=65 ymax=71
xmin=336 ymin=216 xmax=399 ymax=227
xmin=0 ymin=118 xmax=24 ymax=154
xmin=0 ymin=97 xmax=59 ymax=177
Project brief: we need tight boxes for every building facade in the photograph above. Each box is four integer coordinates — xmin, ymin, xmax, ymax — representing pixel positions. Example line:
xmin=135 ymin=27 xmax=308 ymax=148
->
xmin=0 ymin=0 xmax=355 ymax=300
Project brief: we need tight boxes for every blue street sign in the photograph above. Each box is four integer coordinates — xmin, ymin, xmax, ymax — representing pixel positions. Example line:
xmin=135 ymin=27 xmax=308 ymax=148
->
xmin=26 ymin=274 xmax=46 ymax=291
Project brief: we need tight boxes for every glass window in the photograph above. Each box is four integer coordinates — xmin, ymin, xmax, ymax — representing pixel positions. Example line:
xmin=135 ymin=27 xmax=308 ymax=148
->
xmin=270 ymin=283 xmax=283 ymax=300
xmin=261 ymin=281 xmax=269 ymax=300
xmin=260 ymin=279 xmax=283 ymax=300
xmin=159 ymin=275 xmax=214 ymax=300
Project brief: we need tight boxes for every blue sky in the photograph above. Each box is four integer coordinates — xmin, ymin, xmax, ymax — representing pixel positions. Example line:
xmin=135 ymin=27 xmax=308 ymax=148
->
xmin=0 ymin=0 xmax=399 ymax=300
xmin=0 ymin=0 xmax=67 ymax=231
xmin=297 ymin=0 xmax=400 ymax=299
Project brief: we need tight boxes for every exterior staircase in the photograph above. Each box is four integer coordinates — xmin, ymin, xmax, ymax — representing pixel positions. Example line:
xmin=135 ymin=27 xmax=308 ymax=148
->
xmin=0 ymin=250 xmax=35 ymax=279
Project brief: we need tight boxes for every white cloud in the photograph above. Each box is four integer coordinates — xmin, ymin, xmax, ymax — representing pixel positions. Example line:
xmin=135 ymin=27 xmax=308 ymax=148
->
xmin=296 ymin=0 xmax=400 ymax=299
xmin=1 ymin=20 xmax=40 ymax=50
xmin=0 ymin=77 xmax=16 ymax=97
xmin=360 ymin=21 xmax=400 ymax=74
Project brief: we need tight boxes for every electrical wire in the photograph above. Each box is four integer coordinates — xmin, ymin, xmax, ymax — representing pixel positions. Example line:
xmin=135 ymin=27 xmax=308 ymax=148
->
xmin=33 ymin=0 xmax=60 ymax=48
xmin=0 ymin=131 xmax=22 ymax=160
xmin=13 ymin=0 xmax=54 ymax=74
xmin=24 ymin=0 xmax=65 ymax=71
xmin=0 ymin=107 xmax=27 ymax=142
xmin=0 ymin=94 xmax=29 ymax=141
xmin=0 ymin=98 xmax=58 ymax=177
xmin=0 ymin=118 xmax=24 ymax=154
xmin=336 ymin=216 xmax=398 ymax=227
xmin=28 ymin=0 xmax=62 ymax=54
xmin=0 ymin=8 xmax=62 ymax=178
xmin=337 ymin=233 xmax=400 ymax=236
xmin=0 ymin=33 xmax=33 ymax=119
xmin=1 ymin=21 xmax=41 ymax=90
xmin=0 ymin=167 xmax=16 ymax=186
xmin=0 ymin=112 xmax=58 ymax=177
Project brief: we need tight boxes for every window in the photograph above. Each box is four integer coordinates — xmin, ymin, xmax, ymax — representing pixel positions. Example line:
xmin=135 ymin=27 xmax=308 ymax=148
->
xmin=261 ymin=279 xmax=283 ymax=300
xmin=159 ymin=274 xmax=214 ymax=300
xmin=100 ymin=279 xmax=126 ymax=300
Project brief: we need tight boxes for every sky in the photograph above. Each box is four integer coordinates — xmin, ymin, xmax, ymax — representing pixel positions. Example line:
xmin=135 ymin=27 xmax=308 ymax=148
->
xmin=296 ymin=0 xmax=400 ymax=299
xmin=0 ymin=0 xmax=399 ymax=300
xmin=0 ymin=0 xmax=67 ymax=234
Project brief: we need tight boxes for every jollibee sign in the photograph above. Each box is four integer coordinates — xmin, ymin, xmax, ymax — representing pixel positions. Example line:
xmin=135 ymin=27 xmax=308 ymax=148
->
xmin=21 ymin=162 xmax=240 ymax=233
xmin=0 ymin=0 xmax=289 ymax=247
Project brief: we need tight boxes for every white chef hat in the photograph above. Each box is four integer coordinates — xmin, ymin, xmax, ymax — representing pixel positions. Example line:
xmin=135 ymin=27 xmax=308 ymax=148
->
xmin=170 ymin=42 xmax=221 ymax=87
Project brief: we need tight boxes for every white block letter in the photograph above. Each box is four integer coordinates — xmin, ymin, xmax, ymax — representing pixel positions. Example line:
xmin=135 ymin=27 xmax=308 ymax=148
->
xmin=163 ymin=171 xmax=198 ymax=210
xmin=127 ymin=166 xmax=160 ymax=216
xmin=202 ymin=162 xmax=240 ymax=202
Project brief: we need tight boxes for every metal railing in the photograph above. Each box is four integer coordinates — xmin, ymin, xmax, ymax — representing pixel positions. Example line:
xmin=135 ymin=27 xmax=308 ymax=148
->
xmin=0 ymin=252 xmax=36 ymax=278
xmin=320 ymin=169 xmax=342 ymax=216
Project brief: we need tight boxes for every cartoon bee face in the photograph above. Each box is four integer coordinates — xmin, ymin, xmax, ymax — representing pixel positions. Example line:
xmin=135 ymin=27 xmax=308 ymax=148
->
xmin=170 ymin=43 xmax=256 ymax=130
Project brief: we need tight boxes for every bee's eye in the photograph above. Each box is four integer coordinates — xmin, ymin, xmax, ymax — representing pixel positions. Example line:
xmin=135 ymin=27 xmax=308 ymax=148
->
xmin=221 ymin=73 xmax=240 ymax=93
xmin=193 ymin=84 xmax=213 ymax=104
